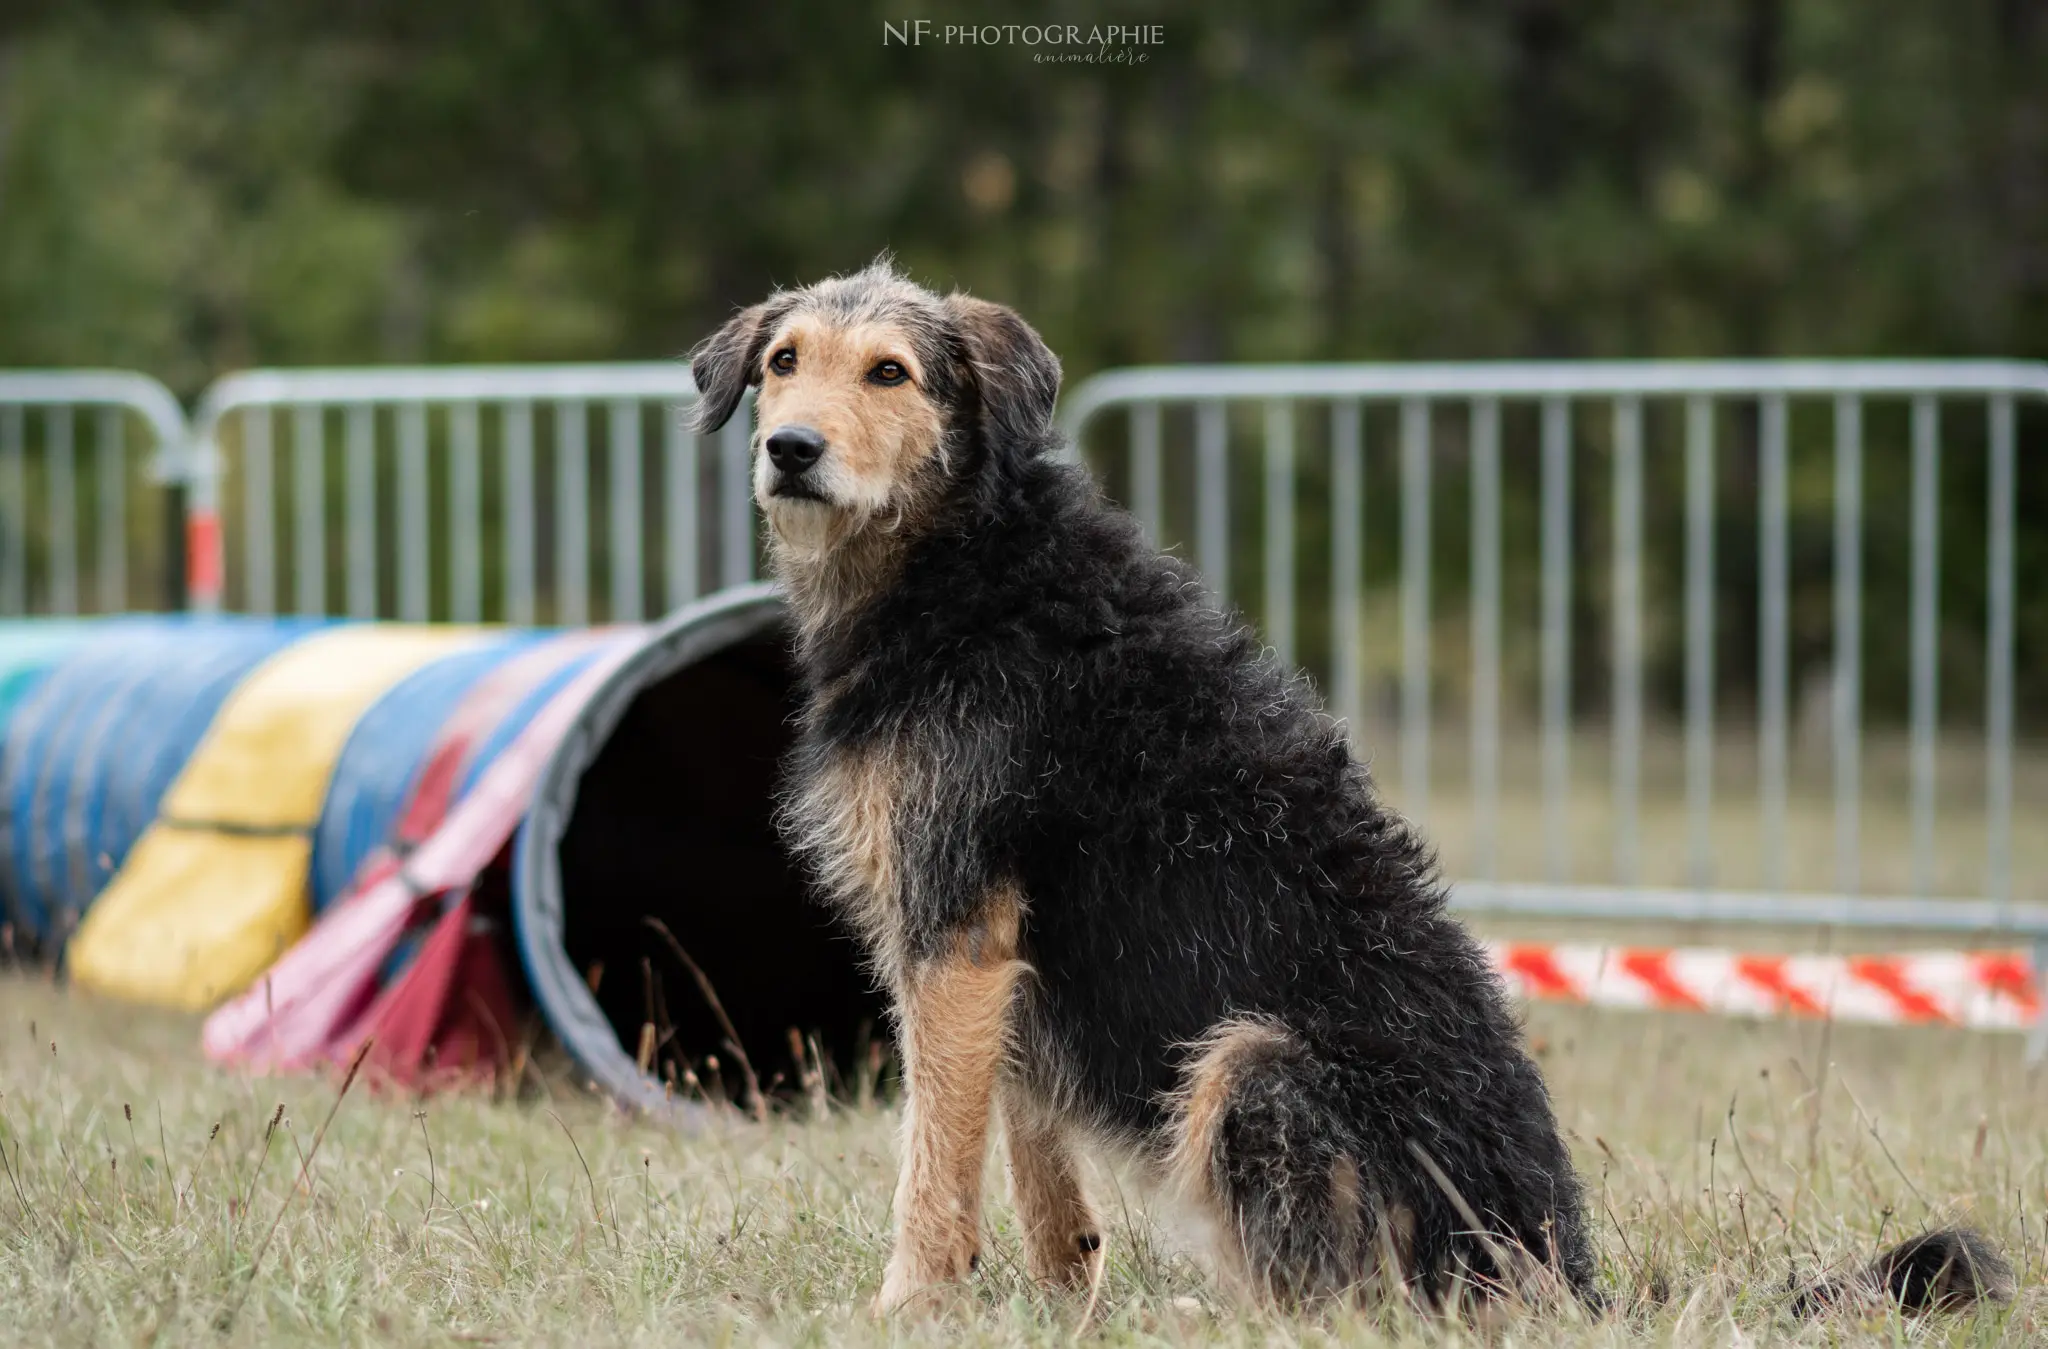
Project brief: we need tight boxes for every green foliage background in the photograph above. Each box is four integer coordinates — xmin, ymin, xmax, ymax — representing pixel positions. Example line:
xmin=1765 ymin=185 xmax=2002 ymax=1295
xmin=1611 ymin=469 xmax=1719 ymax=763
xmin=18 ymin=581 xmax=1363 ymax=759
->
xmin=0 ymin=0 xmax=2042 ymax=716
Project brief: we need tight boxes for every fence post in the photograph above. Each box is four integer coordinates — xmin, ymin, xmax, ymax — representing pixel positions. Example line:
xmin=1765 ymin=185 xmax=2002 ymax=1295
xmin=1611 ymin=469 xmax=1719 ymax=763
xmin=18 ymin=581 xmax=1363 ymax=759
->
xmin=183 ymin=411 xmax=225 ymax=614
xmin=1540 ymin=397 xmax=1572 ymax=883
xmin=1988 ymin=395 xmax=2015 ymax=921
xmin=1469 ymin=399 xmax=1500 ymax=881
xmin=1611 ymin=396 xmax=1643 ymax=885
xmin=1833 ymin=396 xmax=1862 ymax=895
xmin=1909 ymin=396 xmax=1941 ymax=898
xmin=1 ymin=406 xmax=24 ymax=615
xmin=1330 ymin=401 xmax=1363 ymax=737
xmin=1399 ymin=398 xmax=1431 ymax=820
xmin=1264 ymin=401 xmax=1295 ymax=666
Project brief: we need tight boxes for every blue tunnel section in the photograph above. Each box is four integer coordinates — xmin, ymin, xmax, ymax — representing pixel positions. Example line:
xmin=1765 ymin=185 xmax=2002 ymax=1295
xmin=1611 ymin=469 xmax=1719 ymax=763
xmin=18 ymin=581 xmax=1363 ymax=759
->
xmin=0 ymin=617 xmax=318 ymax=946
xmin=309 ymin=632 xmax=548 ymax=911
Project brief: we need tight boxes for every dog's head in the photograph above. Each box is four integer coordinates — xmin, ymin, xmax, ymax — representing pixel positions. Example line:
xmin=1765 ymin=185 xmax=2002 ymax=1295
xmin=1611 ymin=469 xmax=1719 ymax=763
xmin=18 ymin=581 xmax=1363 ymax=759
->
xmin=688 ymin=260 xmax=1060 ymax=563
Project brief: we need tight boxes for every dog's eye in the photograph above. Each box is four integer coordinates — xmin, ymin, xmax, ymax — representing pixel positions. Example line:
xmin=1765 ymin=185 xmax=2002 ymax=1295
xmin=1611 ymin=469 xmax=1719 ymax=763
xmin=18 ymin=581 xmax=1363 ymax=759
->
xmin=869 ymin=359 xmax=908 ymax=386
xmin=769 ymin=347 xmax=797 ymax=376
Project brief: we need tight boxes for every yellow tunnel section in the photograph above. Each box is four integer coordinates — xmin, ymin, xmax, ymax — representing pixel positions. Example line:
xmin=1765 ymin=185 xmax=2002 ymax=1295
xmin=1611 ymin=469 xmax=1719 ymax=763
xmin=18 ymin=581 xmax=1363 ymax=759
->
xmin=68 ymin=625 xmax=489 ymax=1011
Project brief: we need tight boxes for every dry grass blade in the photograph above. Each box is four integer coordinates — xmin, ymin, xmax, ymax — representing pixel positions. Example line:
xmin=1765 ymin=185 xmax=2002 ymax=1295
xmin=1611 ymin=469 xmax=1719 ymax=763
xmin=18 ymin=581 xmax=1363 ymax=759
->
xmin=548 ymin=1109 xmax=615 ymax=1253
xmin=220 ymin=1037 xmax=373 ymax=1332
xmin=643 ymin=915 xmax=766 ymax=1122
xmin=234 ymin=1103 xmax=286 ymax=1222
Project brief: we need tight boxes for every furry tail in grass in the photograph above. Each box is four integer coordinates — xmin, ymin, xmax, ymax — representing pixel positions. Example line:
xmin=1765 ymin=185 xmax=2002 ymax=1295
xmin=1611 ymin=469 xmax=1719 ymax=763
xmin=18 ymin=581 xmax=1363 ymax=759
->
xmin=1789 ymin=1228 xmax=2015 ymax=1317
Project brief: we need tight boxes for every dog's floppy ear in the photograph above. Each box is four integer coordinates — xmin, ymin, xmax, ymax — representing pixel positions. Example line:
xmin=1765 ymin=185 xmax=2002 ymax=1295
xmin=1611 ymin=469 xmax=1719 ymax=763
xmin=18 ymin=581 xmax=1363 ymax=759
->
xmin=945 ymin=294 xmax=1062 ymax=452
xmin=688 ymin=295 xmax=793 ymax=434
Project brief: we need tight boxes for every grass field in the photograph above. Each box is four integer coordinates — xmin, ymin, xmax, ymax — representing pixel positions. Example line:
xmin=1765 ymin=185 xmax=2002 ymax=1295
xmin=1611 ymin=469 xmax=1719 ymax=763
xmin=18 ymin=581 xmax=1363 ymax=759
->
xmin=0 ymin=968 xmax=2039 ymax=1347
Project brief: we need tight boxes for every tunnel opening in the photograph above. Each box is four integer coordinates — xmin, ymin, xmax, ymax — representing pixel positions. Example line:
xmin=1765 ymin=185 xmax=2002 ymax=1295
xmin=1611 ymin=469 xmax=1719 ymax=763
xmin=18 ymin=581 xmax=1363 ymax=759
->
xmin=559 ymin=632 xmax=884 ymax=1098
xmin=513 ymin=587 xmax=887 ymax=1112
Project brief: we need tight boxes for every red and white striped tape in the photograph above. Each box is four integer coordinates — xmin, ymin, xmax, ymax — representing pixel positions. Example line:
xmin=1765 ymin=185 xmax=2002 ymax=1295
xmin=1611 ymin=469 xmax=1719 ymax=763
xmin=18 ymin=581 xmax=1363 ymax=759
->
xmin=1486 ymin=942 xmax=2041 ymax=1032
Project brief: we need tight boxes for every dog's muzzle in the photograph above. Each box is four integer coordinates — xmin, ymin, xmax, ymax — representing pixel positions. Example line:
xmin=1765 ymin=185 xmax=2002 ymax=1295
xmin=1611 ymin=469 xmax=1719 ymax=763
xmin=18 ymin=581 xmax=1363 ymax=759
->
xmin=765 ymin=424 xmax=829 ymax=500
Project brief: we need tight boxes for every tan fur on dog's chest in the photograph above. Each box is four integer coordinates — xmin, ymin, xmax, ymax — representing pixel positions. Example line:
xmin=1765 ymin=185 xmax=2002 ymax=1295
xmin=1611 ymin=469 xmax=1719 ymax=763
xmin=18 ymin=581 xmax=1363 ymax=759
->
xmin=788 ymin=741 xmax=912 ymax=977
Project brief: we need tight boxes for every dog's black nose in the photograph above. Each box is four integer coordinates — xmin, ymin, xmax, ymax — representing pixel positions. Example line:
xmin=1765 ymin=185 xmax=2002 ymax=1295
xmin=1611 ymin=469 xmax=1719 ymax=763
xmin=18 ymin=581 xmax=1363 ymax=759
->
xmin=765 ymin=425 xmax=827 ymax=475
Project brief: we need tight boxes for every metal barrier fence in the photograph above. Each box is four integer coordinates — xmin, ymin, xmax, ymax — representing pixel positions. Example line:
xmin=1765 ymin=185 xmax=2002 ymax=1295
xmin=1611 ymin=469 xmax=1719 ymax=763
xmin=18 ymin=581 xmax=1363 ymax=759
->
xmin=1061 ymin=361 xmax=2048 ymax=950
xmin=7 ymin=358 xmax=2043 ymax=961
xmin=0 ymin=372 xmax=189 ymax=615
xmin=185 ymin=366 xmax=744 ymax=623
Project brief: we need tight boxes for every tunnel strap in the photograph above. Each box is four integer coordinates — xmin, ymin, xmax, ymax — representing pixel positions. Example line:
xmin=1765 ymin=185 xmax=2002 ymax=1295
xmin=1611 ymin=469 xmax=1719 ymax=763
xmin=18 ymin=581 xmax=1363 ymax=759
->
xmin=156 ymin=815 xmax=315 ymax=839
xmin=392 ymin=861 xmax=449 ymax=902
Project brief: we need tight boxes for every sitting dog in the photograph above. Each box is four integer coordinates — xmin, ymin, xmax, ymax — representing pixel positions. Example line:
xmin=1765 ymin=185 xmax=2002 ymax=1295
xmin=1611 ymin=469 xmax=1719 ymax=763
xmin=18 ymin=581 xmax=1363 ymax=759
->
xmin=689 ymin=261 xmax=2008 ymax=1317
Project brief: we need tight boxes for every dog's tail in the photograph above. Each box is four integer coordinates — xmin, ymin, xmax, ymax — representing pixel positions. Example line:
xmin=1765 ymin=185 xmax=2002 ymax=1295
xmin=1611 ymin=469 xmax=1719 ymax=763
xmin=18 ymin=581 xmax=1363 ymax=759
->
xmin=1788 ymin=1227 xmax=2014 ymax=1317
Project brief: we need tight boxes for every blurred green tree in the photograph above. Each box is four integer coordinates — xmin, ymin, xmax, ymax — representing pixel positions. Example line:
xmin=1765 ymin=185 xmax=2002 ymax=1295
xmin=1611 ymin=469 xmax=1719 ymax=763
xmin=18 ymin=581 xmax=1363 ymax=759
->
xmin=0 ymin=0 xmax=2041 ymax=712
xmin=7 ymin=1 xmax=2039 ymax=381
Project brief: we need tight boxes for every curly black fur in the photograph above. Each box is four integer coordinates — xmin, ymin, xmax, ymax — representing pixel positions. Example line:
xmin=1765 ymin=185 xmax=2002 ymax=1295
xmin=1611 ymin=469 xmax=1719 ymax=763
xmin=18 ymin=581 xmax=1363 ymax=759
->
xmin=821 ymin=441 xmax=1591 ymax=1301
xmin=692 ymin=262 xmax=2007 ymax=1315
xmin=1790 ymin=1227 xmax=2014 ymax=1317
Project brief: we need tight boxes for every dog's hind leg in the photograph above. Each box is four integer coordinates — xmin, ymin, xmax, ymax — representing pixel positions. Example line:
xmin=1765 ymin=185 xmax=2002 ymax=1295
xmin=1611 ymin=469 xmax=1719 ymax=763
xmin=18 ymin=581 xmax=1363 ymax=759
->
xmin=1165 ymin=1018 xmax=1390 ymax=1302
xmin=1000 ymin=1083 xmax=1102 ymax=1289
xmin=875 ymin=893 xmax=1027 ymax=1315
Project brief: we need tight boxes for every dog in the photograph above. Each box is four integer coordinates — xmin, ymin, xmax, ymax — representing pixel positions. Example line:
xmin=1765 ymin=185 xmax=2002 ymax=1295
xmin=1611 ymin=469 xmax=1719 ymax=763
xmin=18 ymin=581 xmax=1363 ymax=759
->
xmin=689 ymin=260 xmax=2012 ymax=1317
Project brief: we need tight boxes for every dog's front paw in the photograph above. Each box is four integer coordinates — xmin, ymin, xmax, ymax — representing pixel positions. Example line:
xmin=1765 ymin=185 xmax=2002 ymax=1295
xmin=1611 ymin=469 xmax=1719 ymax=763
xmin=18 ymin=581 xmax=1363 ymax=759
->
xmin=1023 ymin=1228 xmax=1104 ymax=1289
xmin=872 ymin=1244 xmax=979 ymax=1317
xmin=871 ymin=1264 xmax=931 ymax=1318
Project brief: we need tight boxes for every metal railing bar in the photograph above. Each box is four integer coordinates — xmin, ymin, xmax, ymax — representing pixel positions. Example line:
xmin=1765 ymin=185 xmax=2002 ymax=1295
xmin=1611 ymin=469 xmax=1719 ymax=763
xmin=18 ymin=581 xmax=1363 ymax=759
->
xmin=504 ymin=402 xmax=536 ymax=625
xmin=1130 ymin=402 xmax=1163 ymax=544
xmin=0 ymin=371 xmax=188 ymax=464
xmin=345 ymin=404 xmax=376 ymax=620
xmin=608 ymin=399 xmax=643 ymax=623
xmin=1833 ymin=396 xmax=1862 ymax=893
xmin=1910 ymin=395 xmax=1940 ymax=897
xmin=1759 ymin=395 xmax=1789 ymax=893
xmin=450 ymin=402 xmax=481 ymax=623
xmin=293 ymin=406 xmax=324 ymax=617
xmin=665 ymin=414 xmax=697 ymax=608
xmin=556 ymin=400 xmax=590 ymax=626
xmin=1989 ymin=395 xmax=2016 ymax=915
xmin=1400 ymin=398 xmax=1431 ymax=819
xmin=1330 ymin=401 xmax=1363 ymax=735
xmin=95 ymin=408 xmax=125 ymax=613
xmin=1449 ymin=880 xmax=2048 ymax=938
xmin=1469 ymin=398 xmax=1501 ymax=881
xmin=398 ymin=404 xmax=429 ymax=622
xmin=241 ymin=407 xmax=273 ymax=616
xmin=1265 ymin=401 xmax=1296 ymax=667
xmin=1611 ymin=396 xmax=1643 ymax=885
xmin=48 ymin=407 xmax=76 ymax=616
xmin=0 ymin=406 xmax=22 ymax=615
xmin=1685 ymin=396 xmax=1714 ymax=889
xmin=192 ymin=363 xmax=696 ymax=422
xmin=1541 ymin=397 xmax=1572 ymax=882
xmin=1059 ymin=359 xmax=2048 ymax=437
xmin=1196 ymin=401 xmax=1229 ymax=601
xmin=719 ymin=408 xmax=753 ymax=588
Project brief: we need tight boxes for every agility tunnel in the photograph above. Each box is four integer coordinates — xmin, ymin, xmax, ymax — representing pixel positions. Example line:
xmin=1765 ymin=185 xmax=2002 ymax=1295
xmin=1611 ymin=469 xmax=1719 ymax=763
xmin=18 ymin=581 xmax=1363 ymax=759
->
xmin=0 ymin=594 xmax=2038 ymax=1112
xmin=0 ymin=589 xmax=879 ymax=1112
xmin=199 ymin=584 xmax=879 ymax=1107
